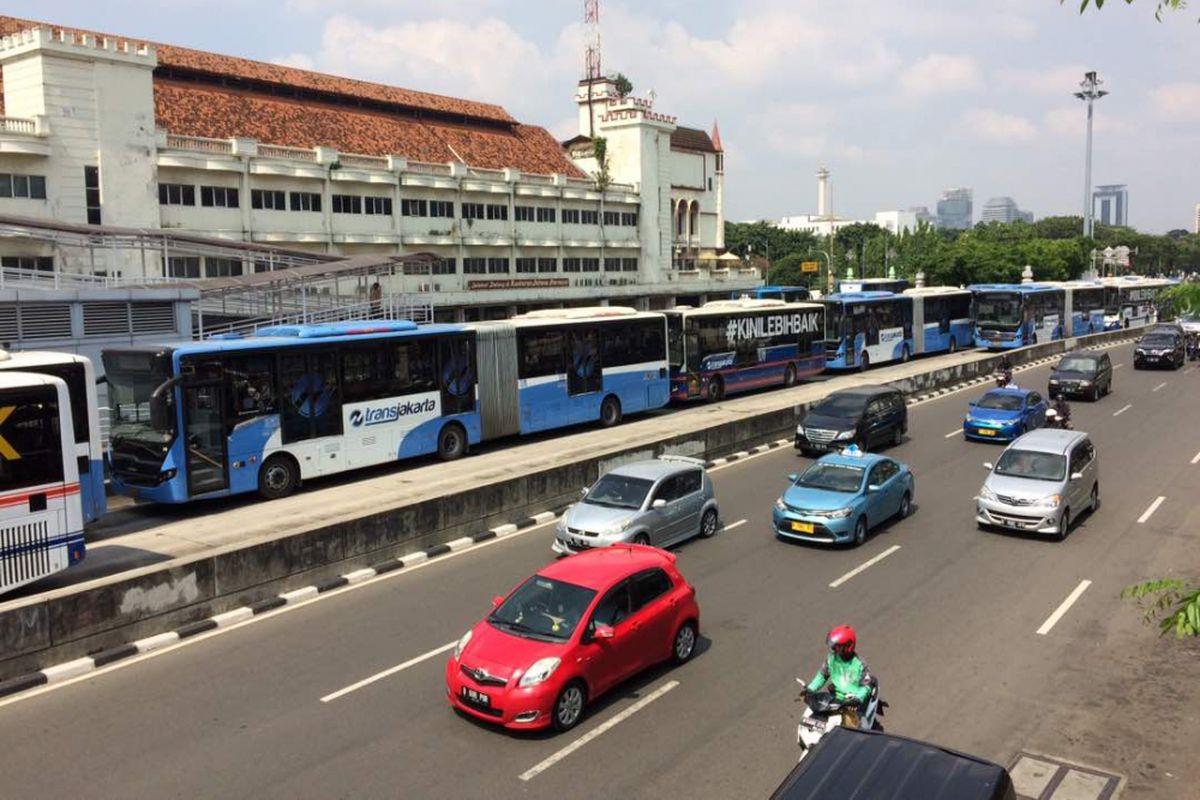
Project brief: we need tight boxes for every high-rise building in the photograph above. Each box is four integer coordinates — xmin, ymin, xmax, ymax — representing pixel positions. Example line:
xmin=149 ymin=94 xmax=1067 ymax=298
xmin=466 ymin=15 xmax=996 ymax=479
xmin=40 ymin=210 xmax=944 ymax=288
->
xmin=980 ymin=196 xmax=1033 ymax=225
xmin=909 ymin=206 xmax=936 ymax=226
xmin=936 ymin=188 xmax=972 ymax=230
xmin=1092 ymin=184 xmax=1128 ymax=227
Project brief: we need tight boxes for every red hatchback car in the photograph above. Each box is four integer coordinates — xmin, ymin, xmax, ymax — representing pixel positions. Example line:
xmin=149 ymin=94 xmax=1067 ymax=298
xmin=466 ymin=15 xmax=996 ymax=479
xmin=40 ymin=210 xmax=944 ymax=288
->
xmin=445 ymin=544 xmax=700 ymax=732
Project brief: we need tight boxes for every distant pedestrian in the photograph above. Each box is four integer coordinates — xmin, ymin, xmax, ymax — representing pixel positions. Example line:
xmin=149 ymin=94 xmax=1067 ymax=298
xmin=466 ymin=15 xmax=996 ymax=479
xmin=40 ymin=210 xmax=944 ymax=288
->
xmin=369 ymin=281 xmax=382 ymax=316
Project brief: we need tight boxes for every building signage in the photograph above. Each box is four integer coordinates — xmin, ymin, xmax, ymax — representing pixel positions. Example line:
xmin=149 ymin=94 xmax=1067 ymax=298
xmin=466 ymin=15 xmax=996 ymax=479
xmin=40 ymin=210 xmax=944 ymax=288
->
xmin=467 ymin=279 xmax=570 ymax=290
xmin=801 ymin=261 xmax=820 ymax=273
xmin=725 ymin=312 xmax=822 ymax=343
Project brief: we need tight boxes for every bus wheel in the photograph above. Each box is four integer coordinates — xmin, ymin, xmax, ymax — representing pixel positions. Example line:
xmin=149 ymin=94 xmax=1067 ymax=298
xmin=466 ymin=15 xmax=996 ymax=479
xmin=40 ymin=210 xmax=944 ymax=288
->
xmin=437 ymin=423 xmax=467 ymax=461
xmin=859 ymin=352 xmax=871 ymax=372
xmin=783 ymin=363 xmax=797 ymax=387
xmin=599 ymin=395 xmax=623 ymax=428
xmin=707 ymin=376 xmax=726 ymax=402
xmin=259 ymin=455 xmax=299 ymax=500
xmin=900 ymin=345 xmax=911 ymax=363
xmin=949 ymin=338 xmax=957 ymax=354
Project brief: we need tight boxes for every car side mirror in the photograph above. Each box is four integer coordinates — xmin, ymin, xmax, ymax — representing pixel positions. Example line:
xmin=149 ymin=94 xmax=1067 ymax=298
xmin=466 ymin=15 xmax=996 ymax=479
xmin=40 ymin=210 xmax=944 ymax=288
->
xmin=867 ymin=484 xmax=882 ymax=493
xmin=580 ymin=487 xmax=589 ymax=497
xmin=1070 ymin=472 xmax=1084 ymax=481
xmin=491 ymin=595 xmax=504 ymax=609
xmin=593 ymin=623 xmax=615 ymax=640
xmin=652 ymin=498 xmax=667 ymax=510
xmin=982 ymin=462 xmax=994 ymax=471
xmin=787 ymin=473 xmax=798 ymax=483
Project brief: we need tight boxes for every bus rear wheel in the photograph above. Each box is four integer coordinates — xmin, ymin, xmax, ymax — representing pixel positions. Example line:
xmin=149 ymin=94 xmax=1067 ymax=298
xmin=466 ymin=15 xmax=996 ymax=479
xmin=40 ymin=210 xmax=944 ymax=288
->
xmin=437 ymin=423 xmax=467 ymax=461
xmin=259 ymin=455 xmax=299 ymax=500
xmin=707 ymin=376 xmax=726 ymax=402
xmin=949 ymin=337 xmax=957 ymax=354
xmin=859 ymin=352 xmax=870 ymax=372
xmin=599 ymin=395 xmax=623 ymax=428
xmin=783 ymin=363 xmax=797 ymax=387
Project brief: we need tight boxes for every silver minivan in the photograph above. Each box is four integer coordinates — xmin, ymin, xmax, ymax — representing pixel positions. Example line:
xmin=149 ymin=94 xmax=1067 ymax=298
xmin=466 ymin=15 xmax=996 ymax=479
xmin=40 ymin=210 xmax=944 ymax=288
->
xmin=975 ymin=429 xmax=1099 ymax=541
xmin=553 ymin=456 xmax=720 ymax=555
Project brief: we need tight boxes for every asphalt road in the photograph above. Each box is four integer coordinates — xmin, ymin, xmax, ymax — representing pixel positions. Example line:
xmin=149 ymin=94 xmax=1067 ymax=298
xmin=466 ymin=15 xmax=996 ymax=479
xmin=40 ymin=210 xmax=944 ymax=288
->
xmin=1 ymin=342 xmax=1197 ymax=800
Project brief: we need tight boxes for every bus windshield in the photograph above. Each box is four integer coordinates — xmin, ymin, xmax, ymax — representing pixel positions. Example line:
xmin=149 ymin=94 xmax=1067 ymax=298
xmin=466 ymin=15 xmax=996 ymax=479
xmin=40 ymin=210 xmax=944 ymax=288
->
xmin=824 ymin=303 xmax=846 ymax=341
xmin=666 ymin=314 xmax=685 ymax=370
xmin=974 ymin=293 xmax=1022 ymax=327
xmin=103 ymin=351 xmax=177 ymax=445
xmin=0 ymin=386 xmax=65 ymax=493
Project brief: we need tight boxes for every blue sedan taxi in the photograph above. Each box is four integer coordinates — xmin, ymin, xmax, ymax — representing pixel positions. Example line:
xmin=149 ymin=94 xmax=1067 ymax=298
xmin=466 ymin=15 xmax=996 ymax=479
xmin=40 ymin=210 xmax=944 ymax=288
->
xmin=772 ymin=447 xmax=915 ymax=547
xmin=962 ymin=386 xmax=1047 ymax=443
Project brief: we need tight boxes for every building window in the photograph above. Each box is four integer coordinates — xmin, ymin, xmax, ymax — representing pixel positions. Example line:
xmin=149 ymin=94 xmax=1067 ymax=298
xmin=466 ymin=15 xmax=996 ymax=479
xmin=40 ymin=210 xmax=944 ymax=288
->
xmin=0 ymin=255 xmax=54 ymax=271
xmin=487 ymin=257 xmax=509 ymax=274
xmin=486 ymin=203 xmax=508 ymax=221
xmin=251 ymin=189 xmax=286 ymax=210
xmin=582 ymin=257 xmax=600 ymax=272
xmin=365 ymin=196 xmax=393 ymax=215
xmin=463 ymin=257 xmax=487 ymax=274
xmin=603 ymin=211 xmax=620 ymax=226
xmin=289 ymin=191 xmax=322 ymax=212
xmin=84 ymin=166 xmax=101 ymax=224
xmin=431 ymin=257 xmax=457 ymax=275
xmin=332 ymin=194 xmax=364 ymax=214
xmin=462 ymin=202 xmax=485 ymax=220
xmin=430 ymin=200 xmax=454 ymax=218
xmin=515 ymin=206 xmax=535 ymax=222
xmin=515 ymin=257 xmax=537 ymax=273
xmin=536 ymin=207 xmax=556 ymax=223
xmin=708 ymin=177 xmax=713 ymax=191
xmin=562 ymin=209 xmax=581 ymax=224
xmin=622 ymin=257 xmax=639 ymax=272
xmin=205 ymin=257 xmax=243 ymax=278
xmin=581 ymin=209 xmax=599 ymax=225
xmin=166 ymin=256 xmax=201 ymax=278
xmin=0 ymin=173 xmax=48 ymax=200
xmin=562 ymin=257 xmax=581 ymax=273
xmin=604 ymin=257 xmax=622 ymax=272
xmin=201 ymin=186 xmax=240 ymax=208
xmin=621 ymin=212 xmax=638 ymax=226
xmin=158 ymin=183 xmax=196 ymax=206
xmin=538 ymin=257 xmax=557 ymax=273
xmin=401 ymin=198 xmax=428 ymax=217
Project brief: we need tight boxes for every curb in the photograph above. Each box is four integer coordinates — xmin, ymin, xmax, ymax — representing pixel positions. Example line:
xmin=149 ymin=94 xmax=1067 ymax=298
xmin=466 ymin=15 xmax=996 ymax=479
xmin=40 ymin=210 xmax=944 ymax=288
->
xmin=0 ymin=508 xmax=565 ymax=701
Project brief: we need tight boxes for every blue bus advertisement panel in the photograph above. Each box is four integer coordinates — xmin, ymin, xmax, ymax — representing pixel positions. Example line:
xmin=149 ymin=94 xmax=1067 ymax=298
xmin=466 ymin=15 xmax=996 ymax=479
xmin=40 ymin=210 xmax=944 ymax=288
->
xmin=823 ymin=292 xmax=914 ymax=369
xmin=970 ymin=284 xmax=1065 ymax=350
xmin=665 ymin=300 xmax=824 ymax=401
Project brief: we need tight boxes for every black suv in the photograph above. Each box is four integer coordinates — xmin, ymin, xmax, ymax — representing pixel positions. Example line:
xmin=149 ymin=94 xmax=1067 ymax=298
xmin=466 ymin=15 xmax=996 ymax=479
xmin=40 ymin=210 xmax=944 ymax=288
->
xmin=1048 ymin=351 xmax=1113 ymax=401
xmin=795 ymin=386 xmax=907 ymax=455
xmin=1134 ymin=331 xmax=1185 ymax=370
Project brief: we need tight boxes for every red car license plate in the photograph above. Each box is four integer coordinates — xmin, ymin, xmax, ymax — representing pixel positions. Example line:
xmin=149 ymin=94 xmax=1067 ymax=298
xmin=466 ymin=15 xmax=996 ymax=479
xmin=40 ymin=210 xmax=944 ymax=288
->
xmin=461 ymin=687 xmax=490 ymax=705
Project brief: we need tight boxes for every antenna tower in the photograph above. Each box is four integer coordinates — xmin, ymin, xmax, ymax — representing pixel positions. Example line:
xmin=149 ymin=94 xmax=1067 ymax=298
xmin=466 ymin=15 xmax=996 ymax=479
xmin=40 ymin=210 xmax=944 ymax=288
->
xmin=584 ymin=0 xmax=601 ymax=80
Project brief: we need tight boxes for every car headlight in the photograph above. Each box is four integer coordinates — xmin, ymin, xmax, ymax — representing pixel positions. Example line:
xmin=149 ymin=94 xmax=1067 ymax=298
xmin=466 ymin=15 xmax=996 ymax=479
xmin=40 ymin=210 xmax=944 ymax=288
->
xmin=1038 ymin=494 xmax=1063 ymax=508
xmin=599 ymin=518 xmax=634 ymax=537
xmin=775 ymin=498 xmax=787 ymax=512
xmin=835 ymin=430 xmax=856 ymax=441
xmin=1079 ymin=380 xmax=1092 ymax=387
xmin=823 ymin=507 xmax=854 ymax=519
xmin=980 ymin=485 xmax=998 ymax=502
xmin=1049 ymin=379 xmax=1059 ymax=385
xmin=518 ymin=657 xmax=561 ymax=687
xmin=796 ymin=425 xmax=805 ymax=436
xmin=454 ymin=629 xmax=473 ymax=660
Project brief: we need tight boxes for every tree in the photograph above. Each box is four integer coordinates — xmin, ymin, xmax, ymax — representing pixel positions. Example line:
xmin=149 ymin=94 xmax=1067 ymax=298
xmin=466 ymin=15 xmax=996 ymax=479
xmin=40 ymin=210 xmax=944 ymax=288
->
xmin=612 ymin=73 xmax=633 ymax=98
xmin=767 ymin=254 xmax=810 ymax=286
xmin=1067 ymin=0 xmax=1192 ymax=21
xmin=1122 ymin=580 xmax=1200 ymax=638
xmin=592 ymin=136 xmax=611 ymax=191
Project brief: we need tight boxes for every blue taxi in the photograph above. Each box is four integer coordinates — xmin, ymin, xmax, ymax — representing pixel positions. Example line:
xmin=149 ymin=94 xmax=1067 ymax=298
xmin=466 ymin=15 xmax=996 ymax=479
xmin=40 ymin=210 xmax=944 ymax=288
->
xmin=772 ymin=447 xmax=914 ymax=547
xmin=962 ymin=386 xmax=1047 ymax=443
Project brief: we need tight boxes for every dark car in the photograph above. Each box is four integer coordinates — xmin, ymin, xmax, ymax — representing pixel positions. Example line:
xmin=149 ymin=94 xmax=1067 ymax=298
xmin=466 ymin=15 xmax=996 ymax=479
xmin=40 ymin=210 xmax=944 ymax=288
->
xmin=795 ymin=386 xmax=907 ymax=455
xmin=1048 ymin=351 xmax=1113 ymax=401
xmin=1133 ymin=331 xmax=1185 ymax=370
xmin=770 ymin=727 xmax=1016 ymax=800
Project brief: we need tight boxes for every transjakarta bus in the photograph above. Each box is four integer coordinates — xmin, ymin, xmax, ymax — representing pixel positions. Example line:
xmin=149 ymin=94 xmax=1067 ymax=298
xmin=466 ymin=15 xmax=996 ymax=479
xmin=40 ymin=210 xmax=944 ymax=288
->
xmin=0 ymin=370 xmax=85 ymax=595
xmin=1049 ymin=280 xmax=1107 ymax=336
xmin=823 ymin=291 xmax=914 ymax=369
xmin=730 ymin=285 xmax=811 ymax=302
xmin=902 ymin=286 xmax=973 ymax=355
xmin=836 ymin=277 xmax=909 ymax=294
xmin=664 ymin=298 xmax=824 ymax=401
xmin=970 ymin=283 xmax=1065 ymax=350
xmin=1099 ymin=276 xmax=1172 ymax=329
xmin=0 ymin=351 xmax=105 ymax=523
xmin=103 ymin=310 xmax=667 ymax=502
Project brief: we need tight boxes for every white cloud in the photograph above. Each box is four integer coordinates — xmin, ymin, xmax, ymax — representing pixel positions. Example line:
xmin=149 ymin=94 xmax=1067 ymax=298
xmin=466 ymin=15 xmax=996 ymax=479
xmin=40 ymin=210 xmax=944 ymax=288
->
xmin=959 ymin=108 xmax=1038 ymax=143
xmin=758 ymin=103 xmax=872 ymax=162
xmin=898 ymin=54 xmax=981 ymax=96
xmin=1149 ymin=82 xmax=1200 ymax=120
xmin=1043 ymin=106 xmax=1129 ymax=136
xmin=995 ymin=63 xmax=1090 ymax=95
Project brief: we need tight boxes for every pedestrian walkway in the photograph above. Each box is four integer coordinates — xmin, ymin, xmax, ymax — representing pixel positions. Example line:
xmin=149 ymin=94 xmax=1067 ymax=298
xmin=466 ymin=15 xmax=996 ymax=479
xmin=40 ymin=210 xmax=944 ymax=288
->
xmin=1011 ymin=753 xmax=1123 ymax=800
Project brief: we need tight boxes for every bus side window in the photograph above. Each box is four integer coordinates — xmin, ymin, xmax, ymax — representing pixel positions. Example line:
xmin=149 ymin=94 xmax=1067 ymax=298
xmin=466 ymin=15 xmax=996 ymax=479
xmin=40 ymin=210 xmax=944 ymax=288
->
xmin=438 ymin=336 xmax=476 ymax=415
xmin=227 ymin=355 xmax=278 ymax=417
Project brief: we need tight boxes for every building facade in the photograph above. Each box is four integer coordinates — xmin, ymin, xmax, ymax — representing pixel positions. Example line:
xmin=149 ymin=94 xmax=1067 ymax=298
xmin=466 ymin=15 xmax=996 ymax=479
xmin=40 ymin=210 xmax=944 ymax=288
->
xmin=936 ymin=187 xmax=973 ymax=230
xmin=980 ymin=196 xmax=1033 ymax=225
xmin=1092 ymin=184 xmax=1128 ymax=227
xmin=0 ymin=17 xmax=753 ymax=320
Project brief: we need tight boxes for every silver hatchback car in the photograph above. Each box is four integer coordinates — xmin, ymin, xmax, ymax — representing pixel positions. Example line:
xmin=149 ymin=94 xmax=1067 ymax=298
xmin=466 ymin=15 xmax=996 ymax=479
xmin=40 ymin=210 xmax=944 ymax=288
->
xmin=975 ymin=428 xmax=1099 ymax=541
xmin=553 ymin=456 xmax=720 ymax=555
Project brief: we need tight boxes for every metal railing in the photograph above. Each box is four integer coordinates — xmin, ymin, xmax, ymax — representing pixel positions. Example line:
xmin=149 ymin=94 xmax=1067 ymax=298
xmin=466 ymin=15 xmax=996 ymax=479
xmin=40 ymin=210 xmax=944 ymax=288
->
xmin=196 ymin=295 xmax=434 ymax=339
xmin=0 ymin=265 xmax=184 ymax=290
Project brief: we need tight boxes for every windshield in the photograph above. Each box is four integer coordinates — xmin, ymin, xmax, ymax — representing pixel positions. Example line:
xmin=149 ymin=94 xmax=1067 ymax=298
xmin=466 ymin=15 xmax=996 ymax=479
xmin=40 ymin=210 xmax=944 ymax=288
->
xmin=584 ymin=473 xmax=653 ymax=509
xmin=102 ymin=350 xmax=177 ymax=445
xmin=796 ymin=462 xmax=865 ymax=493
xmin=810 ymin=394 xmax=868 ymax=418
xmin=974 ymin=293 xmax=1022 ymax=327
xmin=824 ymin=304 xmax=845 ymax=341
xmin=994 ymin=449 xmax=1066 ymax=482
xmin=1139 ymin=336 xmax=1175 ymax=348
xmin=489 ymin=575 xmax=596 ymax=642
xmin=976 ymin=393 xmax=1023 ymax=411
xmin=1057 ymin=357 xmax=1097 ymax=374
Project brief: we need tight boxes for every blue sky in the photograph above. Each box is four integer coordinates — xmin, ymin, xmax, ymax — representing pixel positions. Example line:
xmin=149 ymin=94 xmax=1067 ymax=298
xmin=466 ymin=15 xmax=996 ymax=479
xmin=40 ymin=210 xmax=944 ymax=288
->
xmin=7 ymin=0 xmax=1200 ymax=231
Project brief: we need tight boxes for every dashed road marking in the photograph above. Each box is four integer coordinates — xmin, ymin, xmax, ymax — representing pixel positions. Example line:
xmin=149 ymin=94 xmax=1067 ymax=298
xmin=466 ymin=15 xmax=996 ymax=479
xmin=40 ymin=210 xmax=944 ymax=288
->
xmin=1191 ymin=450 xmax=1200 ymax=465
xmin=945 ymin=428 xmax=963 ymax=438
xmin=829 ymin=545 xmax=901 ymax=589
xmin=1036 ymin=580 xmax=1092 ymax=635
xmin=1137 ymin=496 xmax=1165 ymax=524
xmin=321 ymin=641 xmax=456 ymax=703
xmin=1153 ymin=382 xmax=1167 ymax=392
xmin=723 ymin=519 xmax=747 ymax=532
xmin=1112 ymin=403 xmax=1132 ymax=417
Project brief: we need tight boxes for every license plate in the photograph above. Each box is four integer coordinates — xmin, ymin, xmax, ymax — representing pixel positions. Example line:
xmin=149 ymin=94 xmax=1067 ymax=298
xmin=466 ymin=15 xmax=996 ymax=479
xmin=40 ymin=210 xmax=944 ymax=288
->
xmin=976 ymin=429 xmax=996 ymax=437
xmin=790 ymin=521 xmax=814 ymax=534
xmin=461 ymin=687 xmax=490 ymax=706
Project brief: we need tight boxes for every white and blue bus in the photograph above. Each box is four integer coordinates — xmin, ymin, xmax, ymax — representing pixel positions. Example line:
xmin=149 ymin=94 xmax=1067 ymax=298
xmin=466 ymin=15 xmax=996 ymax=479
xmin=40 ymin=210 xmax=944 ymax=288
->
xmin=823 ymin=291 xmax=914 ymax=369
xmin=0 ymin=369 xmax=85 ymax=595
xmin=1100 ymin=276 xmax=1172 ymax=330
xmin=970 ymin=283 xmax=1065 ymax=350
xmin=903 ymin=286 xmax=974 ymax=355
xmin=836 ymin=278 xmax=909 ymax=294
xmin=730 ymin=285 xmax=811 ymax=302
xmin=103 ymin=310 xmax=668 ymax=503
xmin=664 ymin=299 xmax=824 ymax=401
xmin=1047 ymin=280 xmax=1107 ymax=337
xmin=0 ymin=351 xmax=105 ymax=523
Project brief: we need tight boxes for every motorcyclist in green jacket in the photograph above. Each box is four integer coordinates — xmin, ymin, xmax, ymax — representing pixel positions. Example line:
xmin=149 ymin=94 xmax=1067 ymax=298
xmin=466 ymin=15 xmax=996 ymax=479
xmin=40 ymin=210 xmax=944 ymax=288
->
xmin=805 ymin=625 xmax=873 ymax=727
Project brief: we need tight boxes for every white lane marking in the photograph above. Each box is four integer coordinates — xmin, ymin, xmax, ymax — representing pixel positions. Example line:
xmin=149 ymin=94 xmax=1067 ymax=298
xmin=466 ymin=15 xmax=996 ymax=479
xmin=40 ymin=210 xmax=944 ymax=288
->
xmin=1113 ymin=363 xmax=1124 ymax=369
xmin=1137 ymin=496 xmax=1166 ymax=524
xmin=321 ymin=641 xmax=456 ymax=703
xmin=829 ymin=545 xmax=902 ymax=589
xmin=1113 ymin=404 xmax=1132 ymax=417
xmin=945 ymin=428 xmax=963 ymax=438
xmin=1153 ymin=382 xmax=1167 ymax=392
xmin=723 ymin=519 xmax=747 ymax=532
xmin=1191 ymin=450 xmax=1200 ymax=465
xmin=518 ymin=680 xmax=680 ymax=781
xmin=1037 ymin=580 xmax=1092 ymax=635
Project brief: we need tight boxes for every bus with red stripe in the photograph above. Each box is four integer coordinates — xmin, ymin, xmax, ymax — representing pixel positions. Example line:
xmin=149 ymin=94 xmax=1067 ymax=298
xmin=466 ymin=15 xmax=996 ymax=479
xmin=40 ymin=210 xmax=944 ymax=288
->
xmin=664 ymin=299 xmax=825 ymax=402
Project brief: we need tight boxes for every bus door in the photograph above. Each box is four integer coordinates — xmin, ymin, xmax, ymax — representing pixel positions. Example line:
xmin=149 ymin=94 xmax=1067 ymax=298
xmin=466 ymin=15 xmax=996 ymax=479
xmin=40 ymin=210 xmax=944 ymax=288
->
xmin=567 ymin=327 xmax=602 ymax=422
xmin=182 ymin=369 xmax=229 ymax=497
xmin=279 ymin=351 xmax=344 ymax=471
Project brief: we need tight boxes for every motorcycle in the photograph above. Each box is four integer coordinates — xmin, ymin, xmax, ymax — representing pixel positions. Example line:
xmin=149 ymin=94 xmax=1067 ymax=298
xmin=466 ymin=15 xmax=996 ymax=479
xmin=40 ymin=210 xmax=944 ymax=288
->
xmin=794 ymin=680 xmax=884 ymax=761
xmin=994 ymin=368 xmax=1013 ymax=388
xmin=1045 ymin=408 xmax=1072 ymax=430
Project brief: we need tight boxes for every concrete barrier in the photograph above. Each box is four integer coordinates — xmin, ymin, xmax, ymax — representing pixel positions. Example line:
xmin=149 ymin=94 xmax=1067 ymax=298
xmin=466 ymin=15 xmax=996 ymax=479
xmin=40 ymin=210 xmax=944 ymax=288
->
xmin=0 ymin=330 xmax=1137 ymax=680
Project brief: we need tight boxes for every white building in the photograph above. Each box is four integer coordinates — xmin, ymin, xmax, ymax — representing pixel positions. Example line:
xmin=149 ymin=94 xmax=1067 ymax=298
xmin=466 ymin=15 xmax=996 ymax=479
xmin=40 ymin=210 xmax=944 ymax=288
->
xmin=980 ymin=196 xmax=1033 ymax=225
xmin=873 ymin=211 xmax=918 ymax=235
xmin=0 ymin=16 xmax=753 ymax=320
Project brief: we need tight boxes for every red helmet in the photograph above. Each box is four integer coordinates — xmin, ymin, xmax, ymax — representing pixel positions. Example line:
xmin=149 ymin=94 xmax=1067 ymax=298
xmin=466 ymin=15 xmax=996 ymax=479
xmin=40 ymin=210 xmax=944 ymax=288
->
xmin=826 ymin=625 xmax=857 ymax=659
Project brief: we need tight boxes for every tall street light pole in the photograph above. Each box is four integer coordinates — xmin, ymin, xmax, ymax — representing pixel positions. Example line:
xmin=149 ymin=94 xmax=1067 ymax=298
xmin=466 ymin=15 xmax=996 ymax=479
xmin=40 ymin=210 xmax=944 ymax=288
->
xmin=1074 ymin=71 xmax=1108 ymax=240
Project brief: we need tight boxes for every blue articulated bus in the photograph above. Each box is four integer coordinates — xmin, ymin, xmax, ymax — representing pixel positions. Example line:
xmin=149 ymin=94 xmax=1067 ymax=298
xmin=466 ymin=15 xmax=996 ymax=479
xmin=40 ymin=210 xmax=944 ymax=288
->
xmin=836 ymin=278 xmax=909 ymax=294
xmin=103 ymin=310 xmax=668 ymax=503
xmin=970 ymin=283 xmax=1065 ymax=350
xmin=730 ymin=285 xmax=811 ymax=302
xmin=902 ymin=286 xmax=974 ymax=355
xmin=1053 ymin=281 xmax=1107 ymax=336
xmin=822 ymin=291 xmax=914 ymax=370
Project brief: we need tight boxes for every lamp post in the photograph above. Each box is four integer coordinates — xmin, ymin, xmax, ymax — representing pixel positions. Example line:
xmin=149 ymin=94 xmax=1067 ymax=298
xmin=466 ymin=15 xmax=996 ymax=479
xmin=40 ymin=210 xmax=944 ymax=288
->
xmin=1074 ymin=71 xmax=1108 ymax=239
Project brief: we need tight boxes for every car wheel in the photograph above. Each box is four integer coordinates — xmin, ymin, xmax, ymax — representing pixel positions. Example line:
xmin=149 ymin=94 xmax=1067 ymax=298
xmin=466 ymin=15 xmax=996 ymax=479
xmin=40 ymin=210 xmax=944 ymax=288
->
xmin=852 ymin=516 xmax=868 ymax=547
xmin=599 ymin=395 xmax=623 ymax=428
xmin=672 ymin=620 xmax=698 ymax=665
xmin=891 ymin=425 xmax=903 ymax=447
xmin=1054 ymin=507 xmax=1070 ymax=542
xmin=1089 ymin=484 xmax=1099 ymax=514
xmin=707 ymin=376 xmax=726 ymax=402
xmin=897 ymin=492 xmax=911 ymax=520
xmin=699 ymin=508 xmax=719 ymax=538
xmin=784 ymin=363 xmax=797 ymax=387
xmin=437 ymin=423 xmax=467 ymax=461
xmin=633 ymin=532 xmax=650 ymax=546
xmin=552 ymin=681 xmax=587 ymax=732
xmin=859 ymin=352 xmax=871 ymax=372
xmin=258 ymin=454 xmax=299 ymax=500
xmin=1090 ymin=386 xmax=1099 ymax=402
